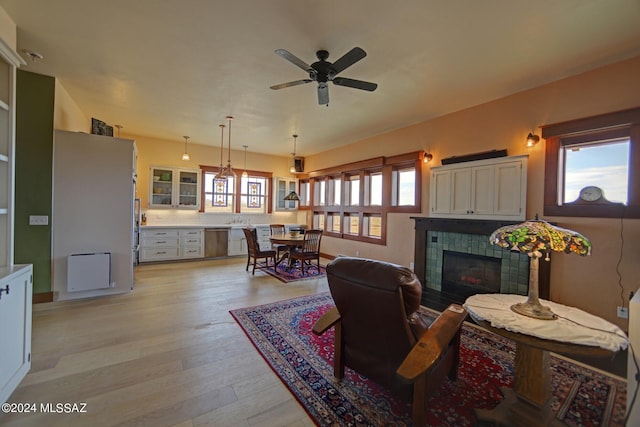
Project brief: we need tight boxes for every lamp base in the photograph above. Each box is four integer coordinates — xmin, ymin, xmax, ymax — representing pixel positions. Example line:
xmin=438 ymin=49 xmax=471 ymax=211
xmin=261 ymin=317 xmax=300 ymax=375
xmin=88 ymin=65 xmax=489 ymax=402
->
xmin=510 ymin=302 xmax=558 ymax=320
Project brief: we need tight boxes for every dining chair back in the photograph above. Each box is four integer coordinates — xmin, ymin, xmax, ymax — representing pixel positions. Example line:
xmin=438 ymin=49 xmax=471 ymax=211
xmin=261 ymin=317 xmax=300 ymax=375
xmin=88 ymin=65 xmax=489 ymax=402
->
xmin=242 ymin=228 xmax=276 ymax=275
xmin=289 ymin=229 xmax=322 ymax=275
xmin=269 ymin=224 xmax=287 ymax=258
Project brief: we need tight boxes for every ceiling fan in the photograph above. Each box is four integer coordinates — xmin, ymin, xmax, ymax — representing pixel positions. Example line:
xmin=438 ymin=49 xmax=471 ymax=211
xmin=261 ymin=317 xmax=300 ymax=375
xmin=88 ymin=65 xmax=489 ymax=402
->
xmin=270 ymin=47 xmax=378 ymax=105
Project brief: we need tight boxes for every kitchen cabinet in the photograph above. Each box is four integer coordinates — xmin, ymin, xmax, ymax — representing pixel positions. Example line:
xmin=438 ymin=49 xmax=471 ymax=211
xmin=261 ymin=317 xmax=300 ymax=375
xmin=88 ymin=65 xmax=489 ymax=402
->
xmin=254 ymin=225 xmax=272 ymax=251
xmin=274 ymin=177 xmax=298 ymax=211
xmin=429 ymin=155 xmax=527 ymax=220
xmin=0 ymin=264 xmax=33 ymax=404
xmin=180 ymin=229 xmax=204 ymax=259
xmin=139 ymin=227 xmax=204 ymax=262
xmin=227 ymin=227 xmax=246 ymax=256
xmin=149 ymin=167 xmax=201 ymax=209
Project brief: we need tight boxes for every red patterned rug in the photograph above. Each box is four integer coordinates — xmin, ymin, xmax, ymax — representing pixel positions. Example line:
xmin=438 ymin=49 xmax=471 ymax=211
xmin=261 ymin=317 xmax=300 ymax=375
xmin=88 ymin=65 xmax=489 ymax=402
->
xmin=257 ymin=261 xmax=326 ymax=283
xmin=230 ymin=292 xmax=627 ymax=426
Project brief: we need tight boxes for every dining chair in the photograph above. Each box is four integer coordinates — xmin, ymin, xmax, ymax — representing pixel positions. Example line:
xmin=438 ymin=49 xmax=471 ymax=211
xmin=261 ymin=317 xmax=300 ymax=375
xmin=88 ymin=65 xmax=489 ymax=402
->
xmin=242 ymin=228 xmax=276 ymax=275
xmin=289 ymin=229 xmax=322 ymax=275
xmin=269 ymin=224 xmax=287 ymax=259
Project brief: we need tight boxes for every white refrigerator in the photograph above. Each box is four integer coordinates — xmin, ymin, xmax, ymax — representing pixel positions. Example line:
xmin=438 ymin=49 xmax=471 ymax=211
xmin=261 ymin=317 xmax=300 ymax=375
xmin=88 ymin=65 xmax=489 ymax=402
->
xmin=52 ymin=130 xmax=136 ymax=301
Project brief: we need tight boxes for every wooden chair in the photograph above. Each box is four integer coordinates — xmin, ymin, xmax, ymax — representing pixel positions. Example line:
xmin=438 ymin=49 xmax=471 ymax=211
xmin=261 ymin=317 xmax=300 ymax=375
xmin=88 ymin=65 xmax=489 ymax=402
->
xmin=242 ymin=228 xmax=276 ymax=275
xmin=269 ymin=224 xmax=287 ymax=259
xmin=289 ymin=229 xmax=322 ymax=275
xmin=312 ymin=257 xmax=467 ymax=426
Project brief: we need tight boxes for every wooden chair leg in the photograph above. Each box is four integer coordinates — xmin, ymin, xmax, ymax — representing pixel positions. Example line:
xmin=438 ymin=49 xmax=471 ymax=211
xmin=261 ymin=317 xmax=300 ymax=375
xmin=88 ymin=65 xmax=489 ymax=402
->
xmin=252 ymin=257 xmax=257 ymax=275
xmin=412 ymin=374 xmax=427 ymax=426
xmin=246 ymin=254 xmax=250 ymax=271
xmin=334 ymin=322 xmax=345 ymax=380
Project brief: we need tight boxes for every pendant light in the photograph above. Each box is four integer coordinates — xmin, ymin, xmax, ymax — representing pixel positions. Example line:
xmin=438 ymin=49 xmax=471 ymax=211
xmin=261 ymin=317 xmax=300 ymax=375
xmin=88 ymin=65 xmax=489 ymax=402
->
xmin=284 ymin=133 xmax=301 ymax=201
xmin=219 ymin=115 xmax=236 ymax=178
xmin=242 ymin=145 xmax=249 ymax=178
xmin=181 ymin=135 xmax=190 ymax=161
xmin=289 ymin=134 xmax=298 ymax=173
xmin=214 ymin=124 xmax=225 ymax=179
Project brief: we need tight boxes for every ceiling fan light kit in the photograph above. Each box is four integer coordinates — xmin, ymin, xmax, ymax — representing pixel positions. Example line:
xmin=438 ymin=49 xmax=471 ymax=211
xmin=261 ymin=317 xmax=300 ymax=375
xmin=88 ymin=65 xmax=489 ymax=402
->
xmin=270 ymin=47 xmax=377 ymax=106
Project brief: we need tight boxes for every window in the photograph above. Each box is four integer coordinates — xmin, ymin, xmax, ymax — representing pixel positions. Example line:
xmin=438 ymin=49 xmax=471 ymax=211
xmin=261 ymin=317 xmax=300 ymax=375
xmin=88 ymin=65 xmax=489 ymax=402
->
xmin=307 ymin=151 xmax=422 ymax=244
xmin=393 ymin=166 xmax=416 ymax=206
xmin=240 ymin=176 xmax=268 ymax=213
xmin=200 ymin=166 xmax=273 ymax=213
xmin=299 ymin=179 xmax=310 ymax=207
xmin=561 ymin=137 xmax=629 ymax=204
xmin=542 ymin=107 xmax=640 ymax=218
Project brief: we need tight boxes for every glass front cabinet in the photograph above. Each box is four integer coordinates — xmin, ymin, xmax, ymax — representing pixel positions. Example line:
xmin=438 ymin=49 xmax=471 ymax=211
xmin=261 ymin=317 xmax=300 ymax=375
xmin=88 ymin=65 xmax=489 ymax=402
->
xmin=274 ymin=177 xmax=298 ymax=211
xmin=149 ymin=167 xmax=201 ymax=209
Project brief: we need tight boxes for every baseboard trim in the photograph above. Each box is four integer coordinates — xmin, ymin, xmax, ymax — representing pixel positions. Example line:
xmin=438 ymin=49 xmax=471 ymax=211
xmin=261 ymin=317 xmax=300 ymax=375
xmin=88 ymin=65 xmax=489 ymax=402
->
xmin=33 ymin=292 xmax=53 ymax=304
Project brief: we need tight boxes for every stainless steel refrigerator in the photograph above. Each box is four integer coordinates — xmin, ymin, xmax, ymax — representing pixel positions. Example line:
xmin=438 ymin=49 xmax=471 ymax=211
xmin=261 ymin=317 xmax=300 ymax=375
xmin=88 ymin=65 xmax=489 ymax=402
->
xmin=51 ymin=130 xmax=136 ymax=301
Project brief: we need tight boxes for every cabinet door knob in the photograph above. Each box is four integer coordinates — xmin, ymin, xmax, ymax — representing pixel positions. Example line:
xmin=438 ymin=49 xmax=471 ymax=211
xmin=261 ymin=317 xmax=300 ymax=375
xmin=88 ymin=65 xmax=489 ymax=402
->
xmin=0 ymin=284 xmax=9 ymax=300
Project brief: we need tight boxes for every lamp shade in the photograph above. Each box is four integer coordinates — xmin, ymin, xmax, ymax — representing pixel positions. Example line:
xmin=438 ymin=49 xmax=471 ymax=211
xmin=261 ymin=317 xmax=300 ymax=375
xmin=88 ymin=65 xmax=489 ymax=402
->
xmin=489 ymin=218 xmax=591 ymax=259
xmin=489 ymin=218 xmax=591 ymax=320
xmin=283 ymin=191 xmax=300 ymax=201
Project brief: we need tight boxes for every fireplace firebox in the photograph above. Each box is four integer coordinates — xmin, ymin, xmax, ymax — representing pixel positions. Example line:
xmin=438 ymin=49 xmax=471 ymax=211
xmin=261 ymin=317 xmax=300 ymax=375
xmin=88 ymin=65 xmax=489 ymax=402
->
xmin=442 ymin=250 xmax=501 ymax=300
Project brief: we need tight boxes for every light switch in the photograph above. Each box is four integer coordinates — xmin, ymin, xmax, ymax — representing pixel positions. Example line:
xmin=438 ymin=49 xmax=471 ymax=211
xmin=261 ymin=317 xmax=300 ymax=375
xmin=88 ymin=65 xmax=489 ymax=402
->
xmin=29 ymin=215 xmax=49 ymax=225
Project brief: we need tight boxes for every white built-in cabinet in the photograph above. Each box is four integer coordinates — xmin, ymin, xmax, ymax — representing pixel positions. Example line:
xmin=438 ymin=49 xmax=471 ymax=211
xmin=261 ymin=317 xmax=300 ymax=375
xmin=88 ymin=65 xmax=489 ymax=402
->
xmin=429 ymin=155 xmax=527 ymax=221
xmin=139 ymin=228 xmax=204 ymax=262
xmin=227 ymin=227 xmax=247 ymax=256
xmin=0 ymin=36 xmax=32 ymax=404
xmin=0 ymin=265 xmax=33 ymax=404
xmin=274 ymin=177 xmax=297 ymax=211
xmin=149 ymin=167 xmax=201 ymax=209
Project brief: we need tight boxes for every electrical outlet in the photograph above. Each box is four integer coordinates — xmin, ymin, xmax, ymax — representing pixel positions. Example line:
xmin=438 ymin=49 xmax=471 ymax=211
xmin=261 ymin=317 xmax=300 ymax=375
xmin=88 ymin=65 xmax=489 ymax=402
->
xmin=409 ymin=262 xmax=415 ymax=271
xmin=617 ymin=306 xmax=629 ymax=319
xmin=29 ymin=215 xmax=49 ymax=225
xmin=355 ymin=251 xmax=360 ymax=257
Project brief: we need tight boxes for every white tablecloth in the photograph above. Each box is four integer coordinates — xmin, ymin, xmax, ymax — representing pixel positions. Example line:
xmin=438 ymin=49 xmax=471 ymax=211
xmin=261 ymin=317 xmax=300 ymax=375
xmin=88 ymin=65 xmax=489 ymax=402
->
xmin=463 ymin=294 xmax=628 ymax=352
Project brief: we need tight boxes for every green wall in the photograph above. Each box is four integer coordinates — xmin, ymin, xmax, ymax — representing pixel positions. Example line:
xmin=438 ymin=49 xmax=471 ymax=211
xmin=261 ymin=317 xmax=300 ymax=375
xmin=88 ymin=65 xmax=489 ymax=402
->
xmin=15 ymin=70 xmax=54 ymax=295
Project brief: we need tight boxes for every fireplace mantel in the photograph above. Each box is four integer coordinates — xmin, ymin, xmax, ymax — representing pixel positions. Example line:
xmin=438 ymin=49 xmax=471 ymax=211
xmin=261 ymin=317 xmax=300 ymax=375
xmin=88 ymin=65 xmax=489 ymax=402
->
xmin=411 ymin=217 xmax=550 ymax=301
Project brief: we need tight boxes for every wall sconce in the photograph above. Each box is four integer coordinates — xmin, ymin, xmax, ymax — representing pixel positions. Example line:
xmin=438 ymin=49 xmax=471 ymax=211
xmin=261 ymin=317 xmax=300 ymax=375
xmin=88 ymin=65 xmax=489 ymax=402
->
xmin=526 ymin=133 xmax=540 ymax=147
xmin=423 ymin=152 xmax=433 ymax=163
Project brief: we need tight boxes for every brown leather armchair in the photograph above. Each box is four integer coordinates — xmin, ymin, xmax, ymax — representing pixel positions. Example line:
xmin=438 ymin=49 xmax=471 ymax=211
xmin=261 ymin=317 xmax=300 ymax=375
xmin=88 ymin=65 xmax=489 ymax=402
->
xmin=312 ymin=257 xmax=467 ymax=426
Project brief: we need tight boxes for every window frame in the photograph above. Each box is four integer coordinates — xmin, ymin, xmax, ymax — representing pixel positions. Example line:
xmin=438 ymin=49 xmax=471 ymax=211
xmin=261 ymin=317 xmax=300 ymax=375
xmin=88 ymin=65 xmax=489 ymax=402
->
xmin=542 ymin=107 xmax=640 ymax=218
xmin=199 ymin=165 xmax=273 ymax=213
xmin=306 ymin=151 xmax=422 ymax=245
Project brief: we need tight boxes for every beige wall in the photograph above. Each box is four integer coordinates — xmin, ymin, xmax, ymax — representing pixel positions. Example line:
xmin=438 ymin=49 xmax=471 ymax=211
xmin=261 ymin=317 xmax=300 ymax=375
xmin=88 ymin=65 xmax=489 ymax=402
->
xmin=0 ymin=6 xmax=16 ymax=50
xmin=129 ymin=133 xmax=304 ymax=224
xmin=54 ymin=80 xmax=88 ymax=132
xmin=306 ymin=55 xmax=640 ymax=326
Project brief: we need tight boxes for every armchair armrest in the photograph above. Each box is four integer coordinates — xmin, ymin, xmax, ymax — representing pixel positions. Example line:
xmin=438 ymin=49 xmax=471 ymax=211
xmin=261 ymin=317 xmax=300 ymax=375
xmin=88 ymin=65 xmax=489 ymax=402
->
xmin=396 ymin=304 xmax=467 ymax=381
xmin=312 ymin=306 xmax=341 ymax=335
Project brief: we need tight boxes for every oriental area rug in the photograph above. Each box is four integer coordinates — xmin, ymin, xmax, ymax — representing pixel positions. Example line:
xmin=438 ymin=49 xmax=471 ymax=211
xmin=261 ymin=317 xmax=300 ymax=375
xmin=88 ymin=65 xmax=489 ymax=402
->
xmin=230 ymin=292 xmax=627 ymax=427
xmin=257 ymin=261 xmax=326 ymax=283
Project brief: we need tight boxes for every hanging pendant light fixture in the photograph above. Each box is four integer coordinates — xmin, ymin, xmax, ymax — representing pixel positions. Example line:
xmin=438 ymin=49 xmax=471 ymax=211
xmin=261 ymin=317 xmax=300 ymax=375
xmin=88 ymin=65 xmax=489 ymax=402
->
xmin=289 ymin=134 xmax=298 ymax=173
xmin=219 ymin=115 xmax=236 ymax=179
xmin=181 ymin=135 xmax=190 ymax=161
xmin=214 ymin=124 xmax=226 ymax=179
xmin=242 ymin=145 xmax=249 ymax=178
xmin=284 ymin=133 xmax=301 ymax=202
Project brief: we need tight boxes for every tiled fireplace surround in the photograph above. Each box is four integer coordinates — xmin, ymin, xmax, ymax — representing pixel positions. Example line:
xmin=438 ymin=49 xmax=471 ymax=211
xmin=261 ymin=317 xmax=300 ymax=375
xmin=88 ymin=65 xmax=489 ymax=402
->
xmin=412 ymin=217 xmax=551 ymax=306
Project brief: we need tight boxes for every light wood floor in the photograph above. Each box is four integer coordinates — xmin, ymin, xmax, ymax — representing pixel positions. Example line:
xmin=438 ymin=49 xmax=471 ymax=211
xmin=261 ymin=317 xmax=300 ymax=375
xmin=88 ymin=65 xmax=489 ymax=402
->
xmin=1 ymin=258 xmax=329 ymax=427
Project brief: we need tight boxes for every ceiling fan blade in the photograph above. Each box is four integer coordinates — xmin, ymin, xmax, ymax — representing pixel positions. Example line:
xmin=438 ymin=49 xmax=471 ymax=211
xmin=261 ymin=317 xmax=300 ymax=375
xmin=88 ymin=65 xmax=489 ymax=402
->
xmin=331 ymin=47 xmax=367 ymax=75
xmin=270 ymin=79 xmax=313 ymax=90
xmin=274 ymin=49 xmax=313 ymax=73
xmin=318 ymin=83 xmax=329 ymax=105
xmin=333 ymin=77 xmax=378 ymax=91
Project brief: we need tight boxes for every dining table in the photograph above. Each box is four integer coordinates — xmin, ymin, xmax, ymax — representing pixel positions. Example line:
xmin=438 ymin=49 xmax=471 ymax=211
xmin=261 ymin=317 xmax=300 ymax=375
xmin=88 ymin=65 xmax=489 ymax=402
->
xmin=269 ymin=232 xmax=305 ymax=269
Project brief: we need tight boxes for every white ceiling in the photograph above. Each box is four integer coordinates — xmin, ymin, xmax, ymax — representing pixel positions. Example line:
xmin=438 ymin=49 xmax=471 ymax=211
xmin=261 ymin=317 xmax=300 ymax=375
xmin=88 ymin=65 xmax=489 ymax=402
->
xmin=2 ymin=0 xmax=640 ymax=157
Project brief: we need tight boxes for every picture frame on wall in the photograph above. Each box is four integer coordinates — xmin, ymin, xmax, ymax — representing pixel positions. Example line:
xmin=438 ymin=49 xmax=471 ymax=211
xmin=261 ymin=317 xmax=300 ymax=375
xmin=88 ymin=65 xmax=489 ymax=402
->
xmin=91 ymin=117 xmax=114 ymax=136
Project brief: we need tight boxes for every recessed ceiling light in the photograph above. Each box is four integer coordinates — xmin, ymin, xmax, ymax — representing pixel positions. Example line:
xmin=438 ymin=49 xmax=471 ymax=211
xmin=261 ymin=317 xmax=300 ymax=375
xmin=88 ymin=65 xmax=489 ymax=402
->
xmin=22 ymin=50 xmax=44 ymax=62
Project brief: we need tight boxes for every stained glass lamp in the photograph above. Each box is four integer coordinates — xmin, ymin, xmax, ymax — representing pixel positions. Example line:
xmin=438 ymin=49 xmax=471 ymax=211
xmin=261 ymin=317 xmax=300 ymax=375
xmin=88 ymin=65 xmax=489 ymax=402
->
xmin=489 ymin=217 xmax=591 ymax=320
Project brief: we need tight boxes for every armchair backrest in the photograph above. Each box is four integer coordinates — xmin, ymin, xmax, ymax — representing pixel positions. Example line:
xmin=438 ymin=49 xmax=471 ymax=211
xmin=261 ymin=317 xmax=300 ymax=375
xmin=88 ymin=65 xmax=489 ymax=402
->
xmin=301 ymin=229 xmax=322 ymax=253
xmin=326 ymin=256 xmax=428 ymax=392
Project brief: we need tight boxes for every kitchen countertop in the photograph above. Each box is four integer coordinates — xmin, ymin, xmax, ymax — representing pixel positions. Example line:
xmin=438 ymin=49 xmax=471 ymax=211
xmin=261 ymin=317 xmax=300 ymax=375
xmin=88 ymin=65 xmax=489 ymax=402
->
xmin=140 ymin=224 xmax=232 ymax=229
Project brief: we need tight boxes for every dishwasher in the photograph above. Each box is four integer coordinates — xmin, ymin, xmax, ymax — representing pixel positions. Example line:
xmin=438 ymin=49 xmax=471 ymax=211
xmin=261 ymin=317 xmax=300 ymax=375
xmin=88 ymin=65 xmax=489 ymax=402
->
xmin=205 ymin=228 xmax=229 ymax=258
